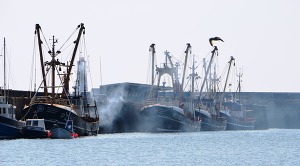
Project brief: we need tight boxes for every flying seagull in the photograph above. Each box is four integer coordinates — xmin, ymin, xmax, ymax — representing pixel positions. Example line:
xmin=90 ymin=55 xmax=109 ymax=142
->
xmin=209 ymin=37 xmax=224 ymax=46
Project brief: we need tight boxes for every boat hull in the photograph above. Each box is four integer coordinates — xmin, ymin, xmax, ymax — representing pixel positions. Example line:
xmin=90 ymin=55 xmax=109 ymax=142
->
xmin=50 ymin=127 xmax=76 ymax=139
xmin=22 ymin=126 xmax=50 ymax=139
xmin=226 ymin=121 xmax=255 ymax=130
xmin=195 ymin=110 xmax=227 ymax=131
xmin=21 ymin=104 xmax=99 ymax=136
xmin=220 ymin=113 xmax=255 ymax=130
xmin=0 ymin=116 xmax=24 ymax=139
xmin=200 ymin=117 xmax=227 ymax=131
xmin=140 ymin=105 xmax=201 ymax=132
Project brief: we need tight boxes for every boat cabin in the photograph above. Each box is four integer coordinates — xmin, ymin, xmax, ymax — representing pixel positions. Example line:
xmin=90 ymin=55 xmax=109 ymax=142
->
xmin=0 ymin=96 xmax=16 ymax=119
xmin=25 ymin=119 xmax=46 ymax=131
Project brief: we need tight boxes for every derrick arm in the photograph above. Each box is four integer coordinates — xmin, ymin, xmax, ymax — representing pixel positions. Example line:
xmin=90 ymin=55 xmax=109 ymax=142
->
xmin=166 ymin=52 xmax=174 ymax=69
xmin=180 ymin=43 xmax=191 ymax=98
xmin=165 ymin=51 xmax=175 ymax=88
xmin=199 ymin=37 xmax=224 ymax=97
xmin=149 ymin=44 xmax=156 ymax=86
xmin=63 ymin=23 xmax=85 ymax=96
xmin=199 ymin=46 xmax=217 ymax=95
xmin=35 ymin=24 xmax=48 ymax=95
xmin=220 ymin=56 xmax=235 ymax=107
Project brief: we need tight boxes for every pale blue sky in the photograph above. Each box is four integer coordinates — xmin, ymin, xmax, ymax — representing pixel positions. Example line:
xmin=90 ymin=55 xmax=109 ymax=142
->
xmin=0 ymin=0 xmax=300 ymax=92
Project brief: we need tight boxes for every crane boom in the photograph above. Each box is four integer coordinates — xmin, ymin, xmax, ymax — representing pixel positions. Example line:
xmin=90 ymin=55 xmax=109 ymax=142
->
xmin=35 ymin=24 xmax=48 ymax=95
xmin=63 ymin=23 xmax=85 ymax=96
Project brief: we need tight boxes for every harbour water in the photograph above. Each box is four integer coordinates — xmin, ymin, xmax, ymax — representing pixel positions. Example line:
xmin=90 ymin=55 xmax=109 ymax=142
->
xmin=0 ymin=129 xmax=299 ymax=166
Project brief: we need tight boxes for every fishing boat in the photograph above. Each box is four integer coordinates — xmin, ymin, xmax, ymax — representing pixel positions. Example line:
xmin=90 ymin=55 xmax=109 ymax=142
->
xmin=50 ymin=119 xmax=78 ymax=139
xmin=0 ymin=96 xmax=25 ymax=139
xmin=195 ymin=99 xmax=227 ymax=131
xmin=22 ymin=119 xmax=51 ymax=138
xmin=139 ymin=44 xmax=201 ymax=132
xmin=196 ymin=37 xmax=228 ymax=131
xmin=141 ymin=104 xmax=201 ymax=132
xmin=219 ymin=71 xmax=256 ymax=130
xmin=21 ymin=23 xmax=99 ymax=136
xmin=0 ymin=38 xmax=25 ymax=139
xmin=50 ymin=105 xmax=78 ymax=139
xmin=220 ymin=103 xmax=256 ymax=130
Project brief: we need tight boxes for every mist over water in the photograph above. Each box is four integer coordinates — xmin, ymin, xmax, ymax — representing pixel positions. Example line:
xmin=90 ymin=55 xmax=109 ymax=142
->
xmin=96 ymin=85 xmax=131 ymax=132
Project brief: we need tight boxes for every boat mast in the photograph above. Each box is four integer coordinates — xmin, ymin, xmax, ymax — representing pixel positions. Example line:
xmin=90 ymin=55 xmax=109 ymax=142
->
xmin=202 ymin=58 xmax=209 ymax=93
xmin=191 ymin=54 xmax=196 ymax=118
xmin=199 ymin=46 xmax=218 ymax=97
xmin=191 ymin=54 xmax=195 ymax=99
xmin=35 ymin=24 xmax=48 ymax=96
xmin=212 ymin=63 xmax=219 ymax=99
xmin=43 ymin=35 xmax=65 ymax=104
xmin=63 ymin=23 xmax=85 ymax=97
xmin=220 ymin=56 xmax=235 ymax=108
xmin=199 ymin=37 xmax=224 ymax=98
xmin=83 ymin=57 xmax=87 ymax=114
xmin=165 ymin=50 xmax=175 ymax=88
xmin=236 ymin=68 xmax=243 ymax=101
xmin=52 ymin=36 xmax=56 ymax=102
xmin=3 ymin=38 xmax=7 ymax=103
xmin=149 ymin=43 xmax=155 ymax=86
xmin=46 ymin=36 xmax=60 ymax=104
xmin=181 ymin=43 xmax=191 ymax=99
xmin=155 ymin=49 xmax=177 ymax=88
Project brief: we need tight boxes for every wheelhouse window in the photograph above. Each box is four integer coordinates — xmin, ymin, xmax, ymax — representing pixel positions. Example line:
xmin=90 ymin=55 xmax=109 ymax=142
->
xmin=26 ymin=121 xmax=31 ymax=126
xmin=33 ymin=121 xmax=38 ymax=126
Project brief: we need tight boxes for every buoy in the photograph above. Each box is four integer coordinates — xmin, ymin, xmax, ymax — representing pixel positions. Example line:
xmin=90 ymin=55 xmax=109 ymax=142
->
xmin=48 ymin=131 xmax=52 ymax=138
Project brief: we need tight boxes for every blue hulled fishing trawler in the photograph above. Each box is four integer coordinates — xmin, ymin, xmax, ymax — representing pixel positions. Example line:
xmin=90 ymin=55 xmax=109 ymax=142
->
xmin=0 ymin=38 xmax=25 ymax=139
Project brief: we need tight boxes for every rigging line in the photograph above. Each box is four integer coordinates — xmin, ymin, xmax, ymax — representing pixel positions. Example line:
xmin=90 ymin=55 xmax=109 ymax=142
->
xmin=195 ymin=79 xmax=200 ymax=93
xmin=99 ymin=56 xmax=102 ymax=86
xmin=3 ymin=42 xmax=14 ymax=92
xmin=7 ymin=48 xmax=15 ymax=90
xmin=22 ymin=68 xmax=51 ymax=120
xmin=0 ymin=46 xmax=2 ymax=96
xmin=39 ymin=28 xmax=51 ymax=51
xmin=29 ymin=34 xmax=37 ymax=92
xmin=59 ymin=42 xmax=74 ymax=55
xmin=146 ymin=51 xmax=151 ymax=84
xmin=78 ymin=37 xmax=83 ymax=55
xmin=41 ymin=41 xmax=49 ymax=59
xmin=57 ymin=26 xmax=80 ymax=52
xmin=82 ymin=34 xmax=97 ymax=109
xmin=147 ymin=73 xmax=157 ymax=100
xmin=220 ymin=62 xmax=229 ymax=80
xmin=54 ymin=66 xmax=65 ymax=96
xmin=183 ymin=78 xmax=190 ymax=92
xmin=55 ymin=66 xmax=72 ymax=104
xmin=46 ymin=66 xmax=50 ymax=87
xmin=63 ymin=44 xmax=75 ymax=63
xmin=70 ymin=38 xmax=84 ymax=90
xmin=169 ymin=52 xmax=180 ymax=62
xmin=83 ymin=35 xmax=95 ymax=96
xmin=230 ymin=65 xmax=236 ymax=91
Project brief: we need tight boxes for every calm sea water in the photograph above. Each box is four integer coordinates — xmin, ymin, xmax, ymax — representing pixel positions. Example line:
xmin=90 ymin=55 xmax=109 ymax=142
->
xmin=0 ymin=129 xmax=299 ymax=166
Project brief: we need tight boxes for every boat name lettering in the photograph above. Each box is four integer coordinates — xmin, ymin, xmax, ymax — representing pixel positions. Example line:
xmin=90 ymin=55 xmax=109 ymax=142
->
xmin=60 ymin=113 xmax=66 ymax=119
xmin=60 ymin=112 xmax=75 ymax=122
xmin=37 ymin=105 xmax=44 ymax=112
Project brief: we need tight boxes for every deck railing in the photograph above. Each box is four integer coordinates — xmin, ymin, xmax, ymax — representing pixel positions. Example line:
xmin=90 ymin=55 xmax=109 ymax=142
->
xmin=30 ymin=96 xmax=70 ymax=106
